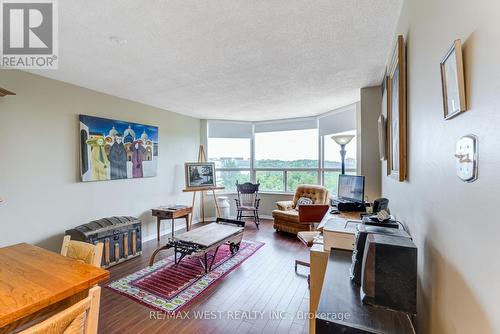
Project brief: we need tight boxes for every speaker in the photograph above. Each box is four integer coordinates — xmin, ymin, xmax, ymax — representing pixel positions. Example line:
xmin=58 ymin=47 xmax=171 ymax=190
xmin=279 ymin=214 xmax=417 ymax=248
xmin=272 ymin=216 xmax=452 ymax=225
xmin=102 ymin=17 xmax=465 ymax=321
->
xmin=361 ymin=234 xmax=417 ymax=314
xmin=350 ymin=224 xmax=410 ymax=285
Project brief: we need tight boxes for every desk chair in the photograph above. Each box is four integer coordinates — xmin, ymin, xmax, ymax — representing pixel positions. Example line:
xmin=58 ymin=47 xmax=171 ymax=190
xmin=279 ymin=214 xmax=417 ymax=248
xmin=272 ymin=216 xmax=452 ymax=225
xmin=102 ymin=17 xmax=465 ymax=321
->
xmin=295 ymin=204 xmax=330 ymax=273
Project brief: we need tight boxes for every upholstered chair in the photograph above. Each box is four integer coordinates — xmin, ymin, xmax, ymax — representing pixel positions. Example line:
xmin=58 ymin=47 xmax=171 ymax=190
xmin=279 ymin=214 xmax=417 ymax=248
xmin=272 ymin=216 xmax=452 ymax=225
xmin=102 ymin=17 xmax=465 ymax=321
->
xmin=61 ymin=235 xmax=104 ymax=268
xmin=272 ymin=184 xmax=330 ymax=235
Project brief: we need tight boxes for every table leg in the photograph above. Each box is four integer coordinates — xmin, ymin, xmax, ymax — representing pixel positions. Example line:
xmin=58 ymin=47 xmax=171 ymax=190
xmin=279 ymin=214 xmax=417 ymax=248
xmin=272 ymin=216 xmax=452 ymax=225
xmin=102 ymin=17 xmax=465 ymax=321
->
xmin=201 ymin=191 xmax=205 ymax=223
xmin=149 ymin=244 xmax=172 ymax=266
xmin=171 ymin=218 xmax=175 ymax=239
xmin=185 ymin=214 xmax=190 ymax=231
xmin=189 ymin=192 xmax=196 ymax=226
xmin=156 ymin=217 xmax=161 ymax=242
xmin=212 ymin=189 xmax=221 ymax=218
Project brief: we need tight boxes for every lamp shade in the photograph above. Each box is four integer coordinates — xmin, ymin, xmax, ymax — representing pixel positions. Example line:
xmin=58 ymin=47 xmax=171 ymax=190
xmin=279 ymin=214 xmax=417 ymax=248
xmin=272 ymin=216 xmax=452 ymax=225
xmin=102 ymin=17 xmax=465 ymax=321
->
xmin=331 ymin=134 xmax=355 ymax=146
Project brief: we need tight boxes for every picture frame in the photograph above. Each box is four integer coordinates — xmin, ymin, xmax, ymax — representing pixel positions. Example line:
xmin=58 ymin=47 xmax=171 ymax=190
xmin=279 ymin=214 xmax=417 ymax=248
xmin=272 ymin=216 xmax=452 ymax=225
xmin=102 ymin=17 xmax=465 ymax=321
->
xmin=386 ymin=35 xmax=407 ymax=181
xmin=79 ymin=115 xmax=158 ymax=182
xmin=440 ymin=39 xmax=466 ymax=120
xmin=184 ymin=162 xmax=216 ymax=188
xmin=378 ymin=113 xmax=387 ymax=161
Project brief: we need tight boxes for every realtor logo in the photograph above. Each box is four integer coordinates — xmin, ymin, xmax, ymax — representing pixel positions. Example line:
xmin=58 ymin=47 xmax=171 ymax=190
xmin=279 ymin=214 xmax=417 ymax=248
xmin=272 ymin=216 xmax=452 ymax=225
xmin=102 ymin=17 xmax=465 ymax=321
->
xmin=1 ymin=0 xmax=58 ymax=69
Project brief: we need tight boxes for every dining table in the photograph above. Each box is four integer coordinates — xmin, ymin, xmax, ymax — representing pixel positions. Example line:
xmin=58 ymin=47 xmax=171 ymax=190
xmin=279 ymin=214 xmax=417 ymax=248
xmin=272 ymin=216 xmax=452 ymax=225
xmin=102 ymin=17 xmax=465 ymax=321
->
xmin=0 ymin=243 xmax=109 ymax=333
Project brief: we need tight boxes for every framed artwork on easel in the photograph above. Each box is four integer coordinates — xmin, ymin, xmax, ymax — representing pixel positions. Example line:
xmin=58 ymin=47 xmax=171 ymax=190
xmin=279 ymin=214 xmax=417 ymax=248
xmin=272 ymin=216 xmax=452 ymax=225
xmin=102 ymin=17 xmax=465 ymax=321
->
xmin=183 ymin=145 xmax=225 ymax=225
xmin=184 ymin=162 xmax=216 ymax=188
xmin=387 ymin=35 xmax=408 ymax=182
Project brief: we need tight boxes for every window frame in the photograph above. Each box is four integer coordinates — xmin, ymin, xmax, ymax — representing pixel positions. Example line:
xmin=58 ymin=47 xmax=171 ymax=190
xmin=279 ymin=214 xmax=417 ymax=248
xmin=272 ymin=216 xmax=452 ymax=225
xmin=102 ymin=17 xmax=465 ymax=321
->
xmin=207 ymin=109 xmax=358 ymax=194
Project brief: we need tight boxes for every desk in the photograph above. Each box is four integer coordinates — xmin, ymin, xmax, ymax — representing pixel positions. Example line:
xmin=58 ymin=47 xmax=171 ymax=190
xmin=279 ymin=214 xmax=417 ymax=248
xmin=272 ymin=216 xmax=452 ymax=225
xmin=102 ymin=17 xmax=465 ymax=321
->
xmin=152 ymin=206 xmax=193 ymax=241
xmin=309 ymin=211 xmax=361 ymax=334
xmin=316 ymin=250 xmax=415 ymax=333
xmin=0 ymin=243 xmax=109 ymax=333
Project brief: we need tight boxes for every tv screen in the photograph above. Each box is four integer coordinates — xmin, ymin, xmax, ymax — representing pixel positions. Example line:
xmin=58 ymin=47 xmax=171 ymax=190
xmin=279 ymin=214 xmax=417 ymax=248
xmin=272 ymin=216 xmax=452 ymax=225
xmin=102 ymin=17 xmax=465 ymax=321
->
xmin=338 ymin=175 xmax=365 ymax=203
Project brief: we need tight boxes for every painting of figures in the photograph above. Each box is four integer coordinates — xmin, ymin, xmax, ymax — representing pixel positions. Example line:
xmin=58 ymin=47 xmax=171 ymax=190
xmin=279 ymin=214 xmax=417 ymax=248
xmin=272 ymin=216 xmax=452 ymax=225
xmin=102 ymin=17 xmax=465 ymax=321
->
xmin=79 ymin=115 xmax=158 ymax=182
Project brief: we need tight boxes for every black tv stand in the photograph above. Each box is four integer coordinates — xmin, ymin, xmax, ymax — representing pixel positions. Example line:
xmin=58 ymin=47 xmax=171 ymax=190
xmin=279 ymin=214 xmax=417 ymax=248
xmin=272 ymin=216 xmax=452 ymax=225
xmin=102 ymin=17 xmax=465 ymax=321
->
xmin=316 ymin=250 xmax=416 ymax=333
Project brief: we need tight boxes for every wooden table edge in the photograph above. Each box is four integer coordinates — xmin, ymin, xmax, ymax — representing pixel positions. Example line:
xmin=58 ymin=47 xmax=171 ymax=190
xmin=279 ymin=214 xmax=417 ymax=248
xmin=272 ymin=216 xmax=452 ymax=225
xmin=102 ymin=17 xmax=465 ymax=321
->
xmin=0 ymin=270 xmax=109 ymax=328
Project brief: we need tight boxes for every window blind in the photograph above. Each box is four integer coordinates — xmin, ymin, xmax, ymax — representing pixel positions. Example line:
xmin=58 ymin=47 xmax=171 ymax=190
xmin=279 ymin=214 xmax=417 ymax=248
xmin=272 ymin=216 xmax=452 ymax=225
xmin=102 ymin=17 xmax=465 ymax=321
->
xmin=318 ymin=105 xmax=357 ymax=136
xmin=208 ymin=121 xmax=253 ymax=138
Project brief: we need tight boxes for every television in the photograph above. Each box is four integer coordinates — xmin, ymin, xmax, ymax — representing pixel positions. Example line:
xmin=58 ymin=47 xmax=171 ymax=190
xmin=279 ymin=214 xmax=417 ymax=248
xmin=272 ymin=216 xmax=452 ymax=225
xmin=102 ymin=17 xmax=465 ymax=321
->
xmin=338 ymin=175 xmax=365 ymax=203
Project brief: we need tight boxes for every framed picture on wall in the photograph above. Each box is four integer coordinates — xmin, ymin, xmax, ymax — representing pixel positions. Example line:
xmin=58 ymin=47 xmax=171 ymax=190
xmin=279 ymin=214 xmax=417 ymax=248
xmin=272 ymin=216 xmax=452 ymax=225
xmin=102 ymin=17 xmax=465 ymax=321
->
xmin=79 ymin=115 xmax=159 ymax=182
xmin=184 ymin=162 xmax=216 ymax=188
xmin=440 ymin=39 xmax=466 ymax=119
xmin=378 ymin=113 xmax=387 ymax=161
xmin=386 ymin=35 xmax=407 ymax=182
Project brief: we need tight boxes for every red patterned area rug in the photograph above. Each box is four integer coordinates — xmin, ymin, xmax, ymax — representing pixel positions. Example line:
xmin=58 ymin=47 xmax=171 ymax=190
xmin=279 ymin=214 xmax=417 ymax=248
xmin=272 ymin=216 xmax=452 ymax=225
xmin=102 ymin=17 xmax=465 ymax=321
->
xmin=107 ymin=240 xmax=264 ymax=313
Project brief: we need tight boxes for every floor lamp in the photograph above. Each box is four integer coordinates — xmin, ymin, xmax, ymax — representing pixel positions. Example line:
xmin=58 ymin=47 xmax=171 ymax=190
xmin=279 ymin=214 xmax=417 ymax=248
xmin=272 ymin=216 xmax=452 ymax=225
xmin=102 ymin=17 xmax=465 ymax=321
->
xmin=331 ymin=134 xmax=355 ymax=175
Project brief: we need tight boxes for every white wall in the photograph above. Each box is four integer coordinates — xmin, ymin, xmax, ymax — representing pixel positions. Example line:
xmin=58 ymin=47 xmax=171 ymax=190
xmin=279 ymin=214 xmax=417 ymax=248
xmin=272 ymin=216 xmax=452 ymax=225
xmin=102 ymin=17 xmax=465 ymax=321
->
xmin=0 ymin=70 xmax=200 ymax=251
xmin=382 ymin=0 xmax=500 ymax=332
xmin=359 ymin=86 xmax=382 ymax=201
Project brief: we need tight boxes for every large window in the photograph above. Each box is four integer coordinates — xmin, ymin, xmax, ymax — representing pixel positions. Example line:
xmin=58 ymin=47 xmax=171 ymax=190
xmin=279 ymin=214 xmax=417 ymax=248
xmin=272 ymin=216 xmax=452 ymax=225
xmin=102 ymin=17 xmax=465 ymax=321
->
xmin=207 ymin=106 xmax=358 ymax=194
xmin=254 ymin=129 xmax=318 ymax=168
xmin=254 ymin=129 xmax=319 ymax=192
xmin=208 ymin=137 xmax=251 ymax=192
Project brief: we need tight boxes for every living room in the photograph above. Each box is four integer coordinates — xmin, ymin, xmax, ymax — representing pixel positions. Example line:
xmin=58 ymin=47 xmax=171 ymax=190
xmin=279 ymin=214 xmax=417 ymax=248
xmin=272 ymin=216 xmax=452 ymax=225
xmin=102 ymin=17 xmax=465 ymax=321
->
xmin=0 ymin=0 xmax=499 ymax=333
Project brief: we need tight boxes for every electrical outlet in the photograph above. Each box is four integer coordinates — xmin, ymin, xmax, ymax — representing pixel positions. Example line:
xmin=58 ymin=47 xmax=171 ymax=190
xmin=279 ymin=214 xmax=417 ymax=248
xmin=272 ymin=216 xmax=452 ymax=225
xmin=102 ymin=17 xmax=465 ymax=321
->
xmin=455 ymin=135 xmax=478 ymax=182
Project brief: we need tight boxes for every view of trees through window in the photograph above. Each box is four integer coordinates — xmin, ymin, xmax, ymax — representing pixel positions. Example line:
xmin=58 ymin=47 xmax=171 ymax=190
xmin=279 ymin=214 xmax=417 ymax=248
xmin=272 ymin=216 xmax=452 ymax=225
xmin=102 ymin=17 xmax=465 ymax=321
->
xmin=208 ymin=129 xmax=357 ymax=193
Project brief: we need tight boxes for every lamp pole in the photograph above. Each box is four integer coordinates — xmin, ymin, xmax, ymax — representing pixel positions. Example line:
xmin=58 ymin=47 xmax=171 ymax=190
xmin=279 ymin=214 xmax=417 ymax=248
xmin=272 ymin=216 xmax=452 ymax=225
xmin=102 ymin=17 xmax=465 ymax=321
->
xmin=339 ymin=144 xmax=347 ymax=175
xmin=331 ymin=134 xmax=355 ymax=176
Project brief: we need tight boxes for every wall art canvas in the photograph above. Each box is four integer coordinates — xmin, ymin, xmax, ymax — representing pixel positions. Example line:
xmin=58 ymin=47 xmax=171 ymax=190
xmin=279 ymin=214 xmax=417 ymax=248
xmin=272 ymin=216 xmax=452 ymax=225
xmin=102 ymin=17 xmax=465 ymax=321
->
xmin=440 ymin=39 xmax=466 ymax=119
xmin=79 ymin=115 xmax=158 ymax=182
xmin=184 ymin=162 xmax=216 ymax=188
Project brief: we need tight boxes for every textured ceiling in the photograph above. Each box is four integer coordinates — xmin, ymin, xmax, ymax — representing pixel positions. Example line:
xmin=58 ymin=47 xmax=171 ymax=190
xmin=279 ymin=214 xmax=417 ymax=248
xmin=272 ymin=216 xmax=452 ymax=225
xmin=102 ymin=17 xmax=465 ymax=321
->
xmin=32 ymin=0 xmax=403 ymax=121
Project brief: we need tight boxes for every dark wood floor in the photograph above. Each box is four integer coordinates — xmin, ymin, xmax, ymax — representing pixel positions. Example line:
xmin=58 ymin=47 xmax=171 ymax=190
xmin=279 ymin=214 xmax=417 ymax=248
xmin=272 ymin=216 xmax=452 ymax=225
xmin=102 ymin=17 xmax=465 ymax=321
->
xmin=99 ymin=219 xmax=311 ymax=334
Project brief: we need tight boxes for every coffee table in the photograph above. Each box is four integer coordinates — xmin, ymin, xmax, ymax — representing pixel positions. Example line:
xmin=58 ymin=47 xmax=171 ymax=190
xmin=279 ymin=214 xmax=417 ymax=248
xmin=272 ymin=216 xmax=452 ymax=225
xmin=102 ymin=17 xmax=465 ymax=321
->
xmin=149 ymin=218 xmax=245 ymax=272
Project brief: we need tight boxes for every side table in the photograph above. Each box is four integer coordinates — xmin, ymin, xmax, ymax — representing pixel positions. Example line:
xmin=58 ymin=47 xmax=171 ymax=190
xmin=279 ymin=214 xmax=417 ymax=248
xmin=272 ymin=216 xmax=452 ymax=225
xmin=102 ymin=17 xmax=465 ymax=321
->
xmin=152 ymin=206 xmax=193 ymax=241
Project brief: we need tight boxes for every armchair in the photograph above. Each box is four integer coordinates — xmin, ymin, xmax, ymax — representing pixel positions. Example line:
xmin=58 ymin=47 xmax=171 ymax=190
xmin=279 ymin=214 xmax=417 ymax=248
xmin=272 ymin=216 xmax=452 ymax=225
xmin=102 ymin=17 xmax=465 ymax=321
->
xmin=272 ymin=184 xmax=330 ymax=235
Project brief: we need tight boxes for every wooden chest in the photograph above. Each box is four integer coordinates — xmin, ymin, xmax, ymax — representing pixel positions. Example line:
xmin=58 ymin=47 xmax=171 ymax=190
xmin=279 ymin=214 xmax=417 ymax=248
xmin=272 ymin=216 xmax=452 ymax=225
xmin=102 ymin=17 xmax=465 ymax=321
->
xmin=65 ymin=216 xmax=142 ymax=268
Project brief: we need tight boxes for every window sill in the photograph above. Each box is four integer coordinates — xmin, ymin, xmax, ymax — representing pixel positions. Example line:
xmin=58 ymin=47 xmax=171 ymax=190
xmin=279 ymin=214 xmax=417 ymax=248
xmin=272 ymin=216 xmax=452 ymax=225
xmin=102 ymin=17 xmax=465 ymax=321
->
xmin=213 ymin=191 xmax=294 ymax=196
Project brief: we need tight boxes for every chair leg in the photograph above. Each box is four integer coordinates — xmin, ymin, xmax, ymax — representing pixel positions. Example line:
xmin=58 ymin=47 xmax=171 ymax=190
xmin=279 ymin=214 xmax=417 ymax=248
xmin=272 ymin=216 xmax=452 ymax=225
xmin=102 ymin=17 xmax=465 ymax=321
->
xmin=295 ymin=260 xmax=310 ymax=274
xmin=253 ymin=211 xmax=259 ymax=229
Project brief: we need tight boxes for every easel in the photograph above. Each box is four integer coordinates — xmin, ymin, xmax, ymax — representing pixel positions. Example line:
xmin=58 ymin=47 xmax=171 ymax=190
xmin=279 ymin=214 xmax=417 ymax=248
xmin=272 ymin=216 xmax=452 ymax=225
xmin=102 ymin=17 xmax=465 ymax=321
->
xmin=183 ymin=145 xmax=225 ymax=228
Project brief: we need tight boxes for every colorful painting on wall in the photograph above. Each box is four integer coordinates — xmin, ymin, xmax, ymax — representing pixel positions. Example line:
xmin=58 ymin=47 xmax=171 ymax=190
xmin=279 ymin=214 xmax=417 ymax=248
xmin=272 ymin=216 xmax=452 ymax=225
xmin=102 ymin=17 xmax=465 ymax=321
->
xmin=79 ymin=115 xmax=159 ymax=182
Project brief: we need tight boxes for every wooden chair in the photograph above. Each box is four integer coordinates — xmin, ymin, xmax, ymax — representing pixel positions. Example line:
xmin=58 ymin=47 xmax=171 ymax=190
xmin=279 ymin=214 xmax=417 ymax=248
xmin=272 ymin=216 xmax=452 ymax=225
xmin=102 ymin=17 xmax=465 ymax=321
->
xmin=235 ymin=182 xmax=261 ymax=229
xmin=61 ymin=235 xmax=103 ymax=268
xmin=19 ymin=286 xmax=101 ymax=334
xmin=295 ymin=204 xmax=330 ymax=274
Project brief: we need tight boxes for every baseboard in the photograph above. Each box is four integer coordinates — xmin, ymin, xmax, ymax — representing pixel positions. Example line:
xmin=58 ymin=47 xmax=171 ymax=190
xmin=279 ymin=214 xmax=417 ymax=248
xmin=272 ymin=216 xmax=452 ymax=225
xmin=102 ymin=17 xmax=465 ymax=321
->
xmin=142 ymin=215 xmax=274 ymax=243
xmin=204 ymin=215 xmax=274 ymax=221
xmin=141 ymin=219 xmax=202 ymax=243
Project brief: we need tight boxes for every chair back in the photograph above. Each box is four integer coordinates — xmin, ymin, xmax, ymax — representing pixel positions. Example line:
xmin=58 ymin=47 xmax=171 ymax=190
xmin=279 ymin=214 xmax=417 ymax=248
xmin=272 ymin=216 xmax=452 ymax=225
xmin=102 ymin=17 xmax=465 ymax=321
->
xmin=61 ymin=235 xmax=103 ymax=268
xmin=19 ymin=286 xmax=101 ymax=334
xmin=293 ymin=184 xmax=330 ymax=207
xmin=236 ymin=182 xmax=259 ymax=207
xmin=298 ymin=204 xmax=330 ymax=224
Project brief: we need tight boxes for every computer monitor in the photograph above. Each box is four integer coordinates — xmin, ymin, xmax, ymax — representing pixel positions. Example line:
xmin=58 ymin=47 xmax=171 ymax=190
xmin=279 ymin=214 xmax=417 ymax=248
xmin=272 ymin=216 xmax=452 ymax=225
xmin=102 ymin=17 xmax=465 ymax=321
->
xmin=338 ymin=175 xmax=365 ymax=203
